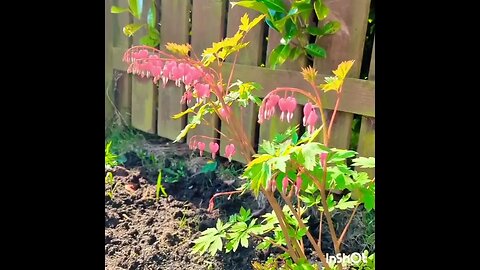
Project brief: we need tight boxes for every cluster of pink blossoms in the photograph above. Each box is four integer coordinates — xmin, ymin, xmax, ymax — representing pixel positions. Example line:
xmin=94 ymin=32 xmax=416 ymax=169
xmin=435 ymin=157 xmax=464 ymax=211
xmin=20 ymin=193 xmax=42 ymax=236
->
xmin=265 ymin=175 xmax=302 ymax=196
xmin=123 ymin=49 xmax=210 ymax=105
xmin=189 ymin=140 xmax=236 ymax=162
xmin=258 ymin=94 xmax=319 ymax=134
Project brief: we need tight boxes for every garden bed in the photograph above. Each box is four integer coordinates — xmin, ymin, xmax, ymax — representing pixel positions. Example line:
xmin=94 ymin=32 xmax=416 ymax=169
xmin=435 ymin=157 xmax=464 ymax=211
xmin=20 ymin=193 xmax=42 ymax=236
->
xmin=105 ymin=136 xmax=374 ymax=269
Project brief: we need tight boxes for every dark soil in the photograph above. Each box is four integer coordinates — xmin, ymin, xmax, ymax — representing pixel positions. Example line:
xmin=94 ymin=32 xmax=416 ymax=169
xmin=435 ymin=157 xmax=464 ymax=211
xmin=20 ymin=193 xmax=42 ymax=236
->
xmin=105 ymin=140 xmax=373 ymax=269
xmin=105 ymin=163 xmax=265 ymax=270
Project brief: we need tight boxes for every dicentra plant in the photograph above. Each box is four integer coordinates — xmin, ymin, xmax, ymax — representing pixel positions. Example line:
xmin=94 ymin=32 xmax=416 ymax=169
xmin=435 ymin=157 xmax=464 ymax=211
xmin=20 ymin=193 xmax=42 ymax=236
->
xmin=121 ymin=13 xmax=374 ymax=270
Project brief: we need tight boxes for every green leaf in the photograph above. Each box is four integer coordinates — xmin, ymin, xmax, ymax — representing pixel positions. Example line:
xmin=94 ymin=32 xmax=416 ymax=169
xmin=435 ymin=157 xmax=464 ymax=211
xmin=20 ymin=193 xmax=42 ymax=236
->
xmin=338 ymin=174 xmax=350 ymax=190
xmin=265 ymin=18 xmax=279 ymax=32
xmin=249 ymin=162 xmax=272 ymax=197
xmin=208 ymin=236 xmax=223 ymax=256
xmin=306 ymin=26 xmax=323 ymax=36
xmin=352 ymin=171 xmax=371 ymax=185
xmin=314 ymin=0 xmax=329 ymax=21
xmin=259 ymin=140 xmax=275 ymax=155
xmin=296 ymin=227 xmax=307 ymax=238
xmin=352 ymin=157 xmax=375 ymax=168
xmin=268 ymin=44 xmax=291 ymax=69
xmin=273 ymin=125 xmax=298 ymax=144
xmin=111 ymin=6 xmax=130 ymax=14
xmin=230 ymin=1 xmax=270 ymax=16
xmin=173 ymin=122 xmax=196 ymax=143
xmin=305 ymin=183 xmax=318 ymax=194
xmin=269 ymin=155 xmax=290 ymax=173
xmin=156 ymin=170 xmax=167 ymax=201
xmin=291 ymin=1 xmax=313 ymax=17
xmin=201 ymin=161 xmax=218 ymax=173
xmin=230 ymin=222 xmax=248 ymax=232
xmin=319 ymin=194 xmax=336 ymax=212
xmin=336 ymin=194 xmax=358 ymax=210
xmin=140 ymin=33 xmax=159 ymax=47
xmin=283 ymin=18 xmax=298 ymax=44
xmin=128 ymin=0 xmax=143 ymax=19
xmin=147 ymin=4 xmax=157 ymax=30
xmin=123 ymin=23 xmax=144 ymax=37
xmin=299 ymin=194 xmax=318 ymax=207
xmin=292 ymin=132 xmax=299 ymax=144
xmin=329 ymin=149 xmax=357 ymax=162
xmin=305 ymin=43 xmax=326 ymax=58
xmin=320 ymin=21 xmax=341 ymax=35
xmin=256 ymin=239 xmax=272 ymax=250
xmin=240 ymin=234 xmax=249 ymax=247
xmin=361 ymin=187 xmax=375 ymax=211
xmin=300 ymin=143 xmax=329 ymax=171
xmin=171 ymin=103 xmax=201 ymax=119
xmin=258 ymin=0 xmax=288 ymax=13
xmin=239 ymin=207 xmax=247 ymax=217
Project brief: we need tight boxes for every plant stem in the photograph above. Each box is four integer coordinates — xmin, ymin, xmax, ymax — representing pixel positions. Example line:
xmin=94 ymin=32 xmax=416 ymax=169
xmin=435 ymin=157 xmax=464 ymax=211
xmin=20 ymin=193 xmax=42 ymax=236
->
xmin=207 ymin=190 xmax=242 ymax=212
xmin=317 ymin=212 xmax=323 ymax=247
xmin=280 ymin=193 xmax=330 ymax=270
xmin=311 ymin=84 xmax=329 ymax=145
xmin=337 ymin=204 xmax=359 ymax=249
xmin=262 ymin=188 xmax=302 ymax=263
xmin=326 ymin=86 xmax=344 ymax=142
xmin=319 ymin=168 xmax=340 ymax=254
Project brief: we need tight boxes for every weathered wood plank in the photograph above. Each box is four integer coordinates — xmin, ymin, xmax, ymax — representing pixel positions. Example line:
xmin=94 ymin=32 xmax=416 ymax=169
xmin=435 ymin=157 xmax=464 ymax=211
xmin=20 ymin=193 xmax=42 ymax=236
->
xmin=218 ymin=4 xmax=265 ymax=163
xmin=131 ymin=0 xmax=158 ymax=133
xmin=188 ymin=0 xmax=226 ymax=147
xmin=157 ymin=0 xmax=191 ymax=141
xmin=313 ymin=0 xmax=371 ymax=149
xmin=357 ymin=38 xmax=375 ymax=177
xmin=225 ymin=5 xmax=264 ymax=65
xmin=111 ymin=0 xmax=132 ymax=125
xmin=106 ymin=0 xmax=114 ymax=127
xmin=221 ymin=63 xmax=375 ymax=117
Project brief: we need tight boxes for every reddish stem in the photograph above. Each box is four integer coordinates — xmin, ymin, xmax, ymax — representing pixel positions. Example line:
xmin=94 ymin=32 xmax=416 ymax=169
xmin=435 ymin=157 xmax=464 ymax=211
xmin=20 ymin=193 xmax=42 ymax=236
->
xmin=207 ymin=190 xmax=242 ymax=212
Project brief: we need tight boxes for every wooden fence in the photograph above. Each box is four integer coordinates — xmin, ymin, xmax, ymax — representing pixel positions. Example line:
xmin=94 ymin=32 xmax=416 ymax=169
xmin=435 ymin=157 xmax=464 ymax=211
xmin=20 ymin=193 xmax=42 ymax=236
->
xmin=105 ymin=0 xmax=375 ymax=176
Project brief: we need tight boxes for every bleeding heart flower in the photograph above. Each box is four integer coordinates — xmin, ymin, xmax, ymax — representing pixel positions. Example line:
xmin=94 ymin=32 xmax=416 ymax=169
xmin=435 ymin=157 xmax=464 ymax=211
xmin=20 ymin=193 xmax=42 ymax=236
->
xmin=209 ymin=142 xmax=219 ymax=159
xmin=225 ymin=144 xmax=236 ymax=162
xmin=162 ymin=61 xmax=177 ymax=87
xmin=303 ymin=102 xmax=313 ymax=126
xmin=180 ymin=90 xmax=193 ymax=105
xmin=282 ymin=176 xmax=290 ymax=194
xmin=197 ymin=142 xmax=206 ymax=156
xmin=263 ymin=94 xmax=280 ymax=120
xmin=306 ymin=108 xmax=318 ymax=134
xmin=270 ymin=179 xmax=277 ymax=193
xmin=138 ymin=49 xmax=149 ymax=59
xmin=285 ymin=96 xmax=297 ymax=122
xmin=320 ymin=152 xmax=328 ymax=168
xmin=295 ymin=176 xmax=302 ymax=196
xmin=278 ymin=98 xmax=288 ymax=121
xmin=195 ymin=83 xmax=210 ymax=100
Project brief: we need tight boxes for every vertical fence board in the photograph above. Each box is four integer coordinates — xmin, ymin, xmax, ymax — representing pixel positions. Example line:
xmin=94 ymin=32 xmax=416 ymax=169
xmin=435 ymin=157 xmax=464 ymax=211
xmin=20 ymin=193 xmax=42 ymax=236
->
xmin=157 ymin=0 xmax=191 ymax=141
xmin=357 ymin=38 xmax=375 ymax=177
xmin=106 ymin=0 xmax=114 ymax=127
xmin=313 ymin=0 xmax=371 ymax=149
xmin=110 ymin=0 xmax=133 ymax=125
xmin=131 ymin=0 xmax=158 ymax=133
xmin=188 ymin=0 xmax=226 ymax=149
